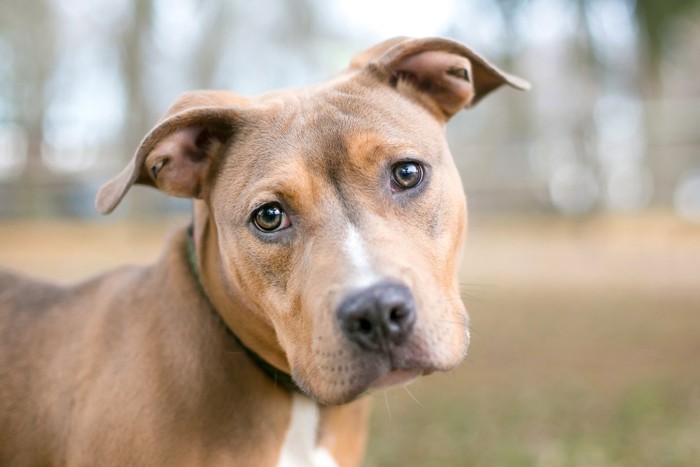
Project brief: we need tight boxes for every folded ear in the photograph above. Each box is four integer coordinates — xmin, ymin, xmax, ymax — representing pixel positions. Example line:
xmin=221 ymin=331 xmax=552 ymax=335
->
xmin=95 ymin=91 xmax=244 ymax=215
xmin=347 ymin=36 xmax=410 ymax=71
xmin=360 ymin=37 xmax=530 ymax=120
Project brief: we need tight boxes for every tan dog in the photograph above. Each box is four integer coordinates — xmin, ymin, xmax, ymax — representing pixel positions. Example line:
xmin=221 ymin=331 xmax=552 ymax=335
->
xmin=0 ymin=37 xmax=528 ymax=466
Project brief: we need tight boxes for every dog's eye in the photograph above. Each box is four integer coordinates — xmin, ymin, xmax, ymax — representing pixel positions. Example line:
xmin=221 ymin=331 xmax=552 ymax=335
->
xmin=252 ymin=203 xmax=290 ymax=232
xmin=391 ymin=161 xmax=424 ymax=190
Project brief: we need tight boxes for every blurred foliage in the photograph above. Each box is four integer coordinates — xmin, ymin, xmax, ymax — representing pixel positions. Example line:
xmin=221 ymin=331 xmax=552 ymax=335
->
xmin=1 ymin=0 xmax=699 ymax=217
xmin=634 ymin=0 xmax=700 ymax=65
xmin=491 ymin=0 xmax=700 ymax=79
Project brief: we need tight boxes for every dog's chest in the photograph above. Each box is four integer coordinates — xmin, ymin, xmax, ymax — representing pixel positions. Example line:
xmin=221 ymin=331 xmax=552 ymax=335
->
xmin=276 ymin=394 xmax=338 ymax=467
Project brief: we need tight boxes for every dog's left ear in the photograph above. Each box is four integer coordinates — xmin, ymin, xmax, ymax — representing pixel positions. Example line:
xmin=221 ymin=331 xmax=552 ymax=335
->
xmin=357 ymin=37 xmax=530 ymax=120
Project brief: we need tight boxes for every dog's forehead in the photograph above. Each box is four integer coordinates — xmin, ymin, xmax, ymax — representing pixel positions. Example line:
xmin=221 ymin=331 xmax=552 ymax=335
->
xmin=216 ymin=80 xmax=449 ymax=221
xmin=245 ymin=81 xmax=444 ymax=165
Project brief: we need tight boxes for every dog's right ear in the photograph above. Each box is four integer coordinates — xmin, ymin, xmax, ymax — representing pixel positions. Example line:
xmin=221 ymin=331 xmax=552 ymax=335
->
xmin=95 ymin=91 xmax=244 ymax=215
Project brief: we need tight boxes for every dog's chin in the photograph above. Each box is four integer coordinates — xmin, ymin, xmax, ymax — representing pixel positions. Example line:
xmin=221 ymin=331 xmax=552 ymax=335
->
xmin=296 ymin=337 xmax=468 ymax=405
xmin=297 ymin=366 xmax=425 ymax=405
xmin=369 ymin=368 xmax=422 ymax=389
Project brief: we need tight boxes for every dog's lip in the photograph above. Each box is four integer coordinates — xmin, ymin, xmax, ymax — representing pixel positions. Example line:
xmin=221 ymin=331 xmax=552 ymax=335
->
xmin=369 ymin=368 xmax=422 ymax=389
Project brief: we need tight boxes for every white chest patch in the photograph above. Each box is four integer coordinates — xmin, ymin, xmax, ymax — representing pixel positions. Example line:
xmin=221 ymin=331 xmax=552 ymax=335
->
xmin=276 ymin=394 xmax=338 ymax=467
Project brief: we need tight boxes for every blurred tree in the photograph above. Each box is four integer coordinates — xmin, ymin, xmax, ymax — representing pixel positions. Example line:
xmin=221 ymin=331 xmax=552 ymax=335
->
xmin=191 ymin=2 xmax=228 ymax=90
xmin=0 ymin=0 xmax=56 ymax=169
xmin=634 ymin=0 xmax=700 ymax=70
xmin=0 ymin=0 xmax=698 ymax=217
xmin=635 ymin=0 xmax=700 ymax=97
xmin=492 ymin=0 xmax=700 ymax=90
xmin=0 ymin=0 xmax=58 ymax=214
xmin=121 ymin=0 xmax=154 ymax=155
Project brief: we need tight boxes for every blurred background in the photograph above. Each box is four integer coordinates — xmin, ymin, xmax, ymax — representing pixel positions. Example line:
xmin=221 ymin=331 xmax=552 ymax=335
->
xmin=1 ymin=0 xmax=699 ymax=465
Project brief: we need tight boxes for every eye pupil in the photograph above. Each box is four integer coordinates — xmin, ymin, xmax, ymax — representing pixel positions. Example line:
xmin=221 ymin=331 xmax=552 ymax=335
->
xmin=254 ymin=203 xmax=284 ymax=231
xmin=392 ymin=162 xmax=423 ymax=189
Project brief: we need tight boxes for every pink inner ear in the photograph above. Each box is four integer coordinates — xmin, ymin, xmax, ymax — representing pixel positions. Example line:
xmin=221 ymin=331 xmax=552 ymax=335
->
xmin=151 ymin=126 xmax=206 ymax=163
xmin=394 ymin=51 xmax=476 ymax=118
xmin=145 ymin=126 xmax=211 ymax=198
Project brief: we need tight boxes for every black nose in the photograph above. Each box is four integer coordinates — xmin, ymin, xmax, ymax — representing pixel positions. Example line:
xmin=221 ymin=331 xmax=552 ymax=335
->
xmin=336 ymin=281 xmax=416 ymax=352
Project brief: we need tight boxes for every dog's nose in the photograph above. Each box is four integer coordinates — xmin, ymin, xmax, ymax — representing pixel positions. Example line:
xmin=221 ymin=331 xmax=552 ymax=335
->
xmin=336 ymin=281 xmax=416 ymax=352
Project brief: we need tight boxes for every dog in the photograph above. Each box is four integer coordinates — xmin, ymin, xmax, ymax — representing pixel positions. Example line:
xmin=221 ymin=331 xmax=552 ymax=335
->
xmin=0 ymin=37 xmax=528 ymax=466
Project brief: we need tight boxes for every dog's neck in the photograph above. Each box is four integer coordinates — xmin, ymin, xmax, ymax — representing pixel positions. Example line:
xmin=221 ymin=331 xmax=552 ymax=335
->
xmin=187 ymin=205 xmax=303 ymax=393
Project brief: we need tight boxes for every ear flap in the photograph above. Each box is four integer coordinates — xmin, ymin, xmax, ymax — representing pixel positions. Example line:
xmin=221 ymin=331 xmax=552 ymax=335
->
xmin=95 ymin=91 xmax=244 ymax=215
xmin=361 ymin=37 xmax=530 ymax=120
xmin=347 ymin=36 xmax=410 ymax=71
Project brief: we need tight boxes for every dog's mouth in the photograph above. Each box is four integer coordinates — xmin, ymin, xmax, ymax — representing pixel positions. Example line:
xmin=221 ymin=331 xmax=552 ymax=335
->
xmin=297 ymin=347 xmax=440 ymax=404
xmin=300 ymin=280 xmax=469 ymax=404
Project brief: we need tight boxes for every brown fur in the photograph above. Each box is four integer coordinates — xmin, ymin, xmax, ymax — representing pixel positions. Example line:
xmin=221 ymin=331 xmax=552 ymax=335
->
xmin=0 ymin=37 xmax=527 ymax=466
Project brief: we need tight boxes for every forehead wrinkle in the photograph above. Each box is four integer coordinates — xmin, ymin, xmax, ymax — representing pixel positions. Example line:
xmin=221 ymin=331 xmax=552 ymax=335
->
xmin=314 ymin=129 xmax=367 ymax=226
xmin=242 ymin=158 xmax=321 ymax=212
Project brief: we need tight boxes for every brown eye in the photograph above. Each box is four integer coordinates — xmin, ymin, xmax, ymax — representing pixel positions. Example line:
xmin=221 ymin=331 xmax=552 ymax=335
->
xmin=253 ymin=203 xmax=290 ymax=232
xmin=391 ymin=161 xmax=424 ymax=190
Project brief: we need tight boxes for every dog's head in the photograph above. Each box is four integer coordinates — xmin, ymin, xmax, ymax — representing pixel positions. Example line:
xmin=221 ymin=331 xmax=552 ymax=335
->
xmin=96 ymin=37 xmax=528 ymax=404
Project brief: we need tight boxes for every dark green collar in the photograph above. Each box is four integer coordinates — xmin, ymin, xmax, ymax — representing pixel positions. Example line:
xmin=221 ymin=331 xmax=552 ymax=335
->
xmin=185 ymin=226 xmax=302 ymax=394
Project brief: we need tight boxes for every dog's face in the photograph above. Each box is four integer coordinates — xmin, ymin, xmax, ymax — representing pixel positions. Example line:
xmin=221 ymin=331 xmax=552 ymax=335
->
xmin=96 ymin=37 xmax=528 ymax=404
xmin=209 ymin=83 xmax=469 ymax=403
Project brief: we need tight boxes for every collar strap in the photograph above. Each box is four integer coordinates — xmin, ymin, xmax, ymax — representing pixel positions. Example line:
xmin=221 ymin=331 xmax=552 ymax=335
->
xmin=185 ymin=226 xmax=302 ymax=394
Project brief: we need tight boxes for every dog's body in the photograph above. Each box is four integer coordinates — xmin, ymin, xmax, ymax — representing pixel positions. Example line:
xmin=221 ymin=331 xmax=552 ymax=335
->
xmin=0 ymin=233 xmax=368 ymax=466
xmin=0 ymin=37 xmax=527 ymax=466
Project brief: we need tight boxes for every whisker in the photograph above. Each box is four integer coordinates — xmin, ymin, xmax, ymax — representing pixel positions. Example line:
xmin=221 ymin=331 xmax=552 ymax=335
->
xmin=384 ymin=390 xmax=392 ymax=424
xmin=461 ymin=294 xmax=486 ymax=304
xmin=459 ymin=282 xmax=500 ymax=303
xmin=402 ymin=385 xmax=426 ymax=409
xmin=444 ymin=296 xmax=469 ymax=304
xmin=459 ymin=282 xmax=499 ymax=290
xmin=434 ymin=319 xmax=467 ymax=325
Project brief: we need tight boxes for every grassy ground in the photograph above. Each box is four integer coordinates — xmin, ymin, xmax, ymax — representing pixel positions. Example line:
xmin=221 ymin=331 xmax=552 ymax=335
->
xmin=365 ymin=288 xmax=700 ymax=467
xmin=1 ymin=213 xmax=699 ymax=466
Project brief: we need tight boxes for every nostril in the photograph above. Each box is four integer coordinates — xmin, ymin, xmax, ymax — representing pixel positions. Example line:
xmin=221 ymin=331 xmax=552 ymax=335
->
xmin=386 ymin=302 xmax=415 ymax=347
xmin=357 ymin=318 xmax=373 ymax=334
xmin=389 ymin=306 xmax=406 ymax=323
